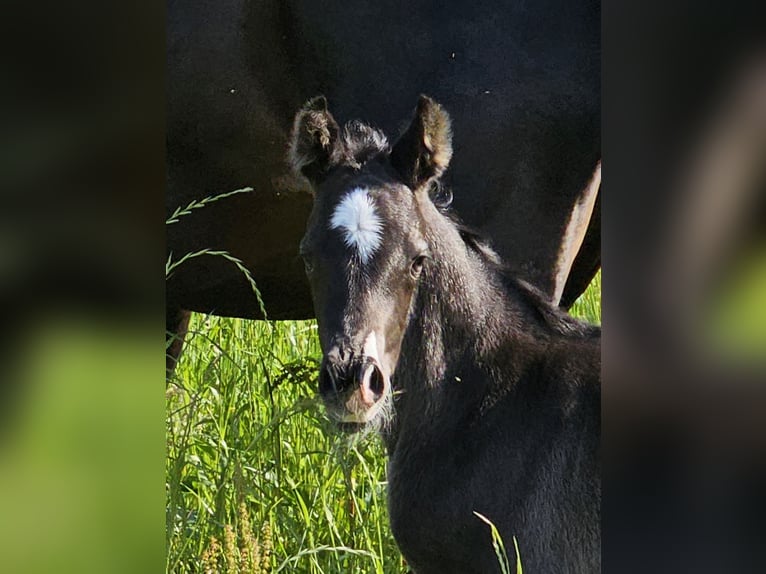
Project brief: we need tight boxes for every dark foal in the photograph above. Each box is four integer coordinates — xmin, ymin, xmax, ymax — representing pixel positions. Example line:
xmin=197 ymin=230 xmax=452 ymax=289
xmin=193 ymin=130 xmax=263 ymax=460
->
xmin=291 ymin=96 xmax=600 ymax=574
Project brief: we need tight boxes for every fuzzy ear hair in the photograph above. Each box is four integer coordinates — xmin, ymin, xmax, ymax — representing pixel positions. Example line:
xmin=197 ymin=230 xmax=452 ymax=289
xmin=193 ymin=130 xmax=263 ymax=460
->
xmin=288 ymin=96 xmax=341 ymax=182
xmin=390 ymin=95 xmax=453 ymax=189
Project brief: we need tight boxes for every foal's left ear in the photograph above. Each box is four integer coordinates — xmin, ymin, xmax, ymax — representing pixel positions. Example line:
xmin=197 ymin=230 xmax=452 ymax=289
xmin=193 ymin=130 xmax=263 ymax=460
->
xmin=390 ymin=95 xmax=453 ymax=190
xmin=288 ymin=96 xmax=341 ymax=183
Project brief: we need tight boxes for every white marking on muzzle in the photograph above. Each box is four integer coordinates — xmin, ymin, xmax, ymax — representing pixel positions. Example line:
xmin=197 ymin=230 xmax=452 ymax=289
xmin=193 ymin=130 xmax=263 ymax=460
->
xmin=361 ymin=330 xmax=381 ymax=361
xmin=330 ymin=188 xmax=383 ymax=264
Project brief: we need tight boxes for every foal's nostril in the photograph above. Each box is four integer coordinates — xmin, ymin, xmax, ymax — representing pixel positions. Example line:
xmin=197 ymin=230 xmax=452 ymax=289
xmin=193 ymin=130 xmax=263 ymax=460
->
xmin=358 ymin=361 xmax=385 ymax=406
xmin=367 ymin=364 xmax=384 ymax=398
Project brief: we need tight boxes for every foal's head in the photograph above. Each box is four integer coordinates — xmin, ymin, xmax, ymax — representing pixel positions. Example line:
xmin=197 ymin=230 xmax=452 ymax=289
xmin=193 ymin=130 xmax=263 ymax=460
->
xmin=289 ymin=96 xmax=453 ymax=430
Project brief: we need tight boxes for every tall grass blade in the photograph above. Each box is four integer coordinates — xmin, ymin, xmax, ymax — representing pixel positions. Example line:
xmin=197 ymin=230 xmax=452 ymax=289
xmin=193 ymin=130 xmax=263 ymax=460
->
xmin=473 ymin=511 xmax=514 ymax=574
xmin=166 ymin=187 xmax=253 ymax=225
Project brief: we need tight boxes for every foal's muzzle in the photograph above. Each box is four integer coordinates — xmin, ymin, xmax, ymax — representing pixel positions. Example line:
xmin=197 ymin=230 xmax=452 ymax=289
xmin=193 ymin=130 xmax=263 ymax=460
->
xmin=319 ymin=352 xmax=389 ymax=424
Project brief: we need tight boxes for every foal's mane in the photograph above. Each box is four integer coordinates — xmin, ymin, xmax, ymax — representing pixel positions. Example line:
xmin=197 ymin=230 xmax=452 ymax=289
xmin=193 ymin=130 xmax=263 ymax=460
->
xmin=434 ymin=196 xmax=601 ymax=340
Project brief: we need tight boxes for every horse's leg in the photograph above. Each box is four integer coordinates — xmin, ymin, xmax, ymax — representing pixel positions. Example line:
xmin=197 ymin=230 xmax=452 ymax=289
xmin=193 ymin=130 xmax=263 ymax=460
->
xmin=553 ymin=161 xmax=602 ymax=308
xmin=166 ymin=308 xmax=191 ymax=377
xmin=560 ymin=187 xmax=601 ymax=309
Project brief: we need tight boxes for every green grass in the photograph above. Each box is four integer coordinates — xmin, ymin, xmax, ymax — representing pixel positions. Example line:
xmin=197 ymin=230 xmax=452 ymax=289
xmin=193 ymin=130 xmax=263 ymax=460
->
xmin=166 ymin=274 xmax=601 ymax=573
xmin=570 ymin=270 xmax=601 ymax=325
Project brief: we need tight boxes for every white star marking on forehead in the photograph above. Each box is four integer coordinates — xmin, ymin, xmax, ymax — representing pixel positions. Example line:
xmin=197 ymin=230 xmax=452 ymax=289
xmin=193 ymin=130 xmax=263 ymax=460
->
xmin=329 ymin=187 xmax=383 ymax=264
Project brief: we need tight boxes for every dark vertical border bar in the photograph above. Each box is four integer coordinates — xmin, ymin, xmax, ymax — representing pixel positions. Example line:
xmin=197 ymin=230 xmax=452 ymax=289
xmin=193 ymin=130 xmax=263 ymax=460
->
xmin=603 ymin=1 xmax=766 ymax=572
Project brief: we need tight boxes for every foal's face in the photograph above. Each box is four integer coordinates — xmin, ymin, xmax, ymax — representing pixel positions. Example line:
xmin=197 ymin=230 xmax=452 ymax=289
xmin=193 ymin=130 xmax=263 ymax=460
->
xmin=289 ymin=95 xmax=452 ymax=430
xmin=300 ymin=165 xmax=429 ymax=427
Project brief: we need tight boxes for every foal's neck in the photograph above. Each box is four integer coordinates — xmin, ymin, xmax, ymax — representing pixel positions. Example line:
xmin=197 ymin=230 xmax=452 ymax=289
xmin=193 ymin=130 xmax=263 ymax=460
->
xmin=390 ymin=208 xmax=512 ymax=441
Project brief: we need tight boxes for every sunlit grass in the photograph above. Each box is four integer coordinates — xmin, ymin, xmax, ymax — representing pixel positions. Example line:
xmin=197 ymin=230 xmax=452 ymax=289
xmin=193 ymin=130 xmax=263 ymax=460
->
xmin=570 ymin=269 xmax=601 ymax=325
xmin=167 ymin=319 xmax=401 ymax=573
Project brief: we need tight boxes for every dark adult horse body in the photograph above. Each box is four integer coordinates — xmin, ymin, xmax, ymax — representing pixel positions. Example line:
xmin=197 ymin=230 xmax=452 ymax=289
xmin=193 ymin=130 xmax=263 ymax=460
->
xmin=292 ymin=97 xmax=600 ymax=573
xmin=166 ymin=0 xmax=601 ymax=355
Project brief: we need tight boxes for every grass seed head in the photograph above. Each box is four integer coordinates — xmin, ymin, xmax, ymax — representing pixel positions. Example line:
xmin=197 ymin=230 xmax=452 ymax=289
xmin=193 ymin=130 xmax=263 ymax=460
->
xmin=223 ymin=524 xmax=239 ymax=574
xmin=201 ymin=535 xmax=221 ymax=574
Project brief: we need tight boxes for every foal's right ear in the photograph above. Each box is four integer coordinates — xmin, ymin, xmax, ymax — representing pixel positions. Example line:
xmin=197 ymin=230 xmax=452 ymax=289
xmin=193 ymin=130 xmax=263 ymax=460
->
xmin=288 ymin=96 xmax=341 ymax=183
xmin=390 ymin=95 xmax=453 ymax=190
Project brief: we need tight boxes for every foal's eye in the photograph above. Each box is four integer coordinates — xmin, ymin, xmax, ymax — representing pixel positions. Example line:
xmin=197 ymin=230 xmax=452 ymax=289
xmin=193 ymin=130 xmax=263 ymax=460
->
xmin=410 ymin=254 xmax=428 ymax=279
